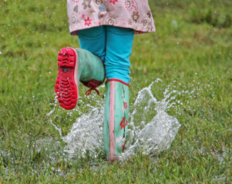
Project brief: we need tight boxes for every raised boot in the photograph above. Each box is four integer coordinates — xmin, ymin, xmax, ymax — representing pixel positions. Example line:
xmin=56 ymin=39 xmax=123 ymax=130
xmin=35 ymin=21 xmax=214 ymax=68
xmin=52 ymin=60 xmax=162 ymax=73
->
xmin=103 ymin=79 xmax=129 ymax=162
xmin=55 ymin=48 xmax=105 ymax=110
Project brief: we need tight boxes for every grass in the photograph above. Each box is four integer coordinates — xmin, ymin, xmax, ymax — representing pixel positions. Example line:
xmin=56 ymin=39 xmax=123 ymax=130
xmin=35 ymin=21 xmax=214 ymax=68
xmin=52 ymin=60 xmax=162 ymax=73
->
xmin=1 ymin=0 xmax=232 ymax=183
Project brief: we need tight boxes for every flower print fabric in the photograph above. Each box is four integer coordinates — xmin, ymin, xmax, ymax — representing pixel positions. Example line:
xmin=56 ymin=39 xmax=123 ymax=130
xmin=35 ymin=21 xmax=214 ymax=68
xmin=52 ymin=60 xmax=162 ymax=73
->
xmin=120 ymin=117 xmax=128 ymax=129
xmin=67 ymin=0 xmax=156 ymax=35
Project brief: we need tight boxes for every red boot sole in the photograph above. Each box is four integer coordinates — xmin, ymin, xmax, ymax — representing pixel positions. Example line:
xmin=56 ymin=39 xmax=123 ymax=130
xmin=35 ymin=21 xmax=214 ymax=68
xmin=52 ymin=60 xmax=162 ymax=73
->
xmin=55 ymin=48 xmax=78 ymax=110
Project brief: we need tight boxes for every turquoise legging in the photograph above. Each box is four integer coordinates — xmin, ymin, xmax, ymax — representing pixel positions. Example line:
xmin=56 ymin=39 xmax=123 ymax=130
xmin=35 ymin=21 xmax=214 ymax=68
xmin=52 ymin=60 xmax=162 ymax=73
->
xmin=78 ymin=26 xmax=134 ymax=84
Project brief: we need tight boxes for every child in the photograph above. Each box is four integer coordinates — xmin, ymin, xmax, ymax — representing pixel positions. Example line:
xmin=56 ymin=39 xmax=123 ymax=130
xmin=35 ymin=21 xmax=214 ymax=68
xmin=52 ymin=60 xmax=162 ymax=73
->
xmin=55 ymin=0 xmax=155 ymax=162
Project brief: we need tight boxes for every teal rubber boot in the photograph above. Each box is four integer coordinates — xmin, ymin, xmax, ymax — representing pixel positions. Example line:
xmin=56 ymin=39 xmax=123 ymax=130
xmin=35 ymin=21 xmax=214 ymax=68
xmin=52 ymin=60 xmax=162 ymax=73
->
xmin=55 ymin=48 xmax=105 ymax=110
xmin=103 ymin=79 xmax=129 ymax=162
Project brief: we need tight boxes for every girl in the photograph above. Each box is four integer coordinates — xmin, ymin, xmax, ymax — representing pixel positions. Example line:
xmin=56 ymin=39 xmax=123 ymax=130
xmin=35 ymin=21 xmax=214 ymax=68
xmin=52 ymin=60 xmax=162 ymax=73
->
xmin=55 ymin=0 xmax=155 ymax=162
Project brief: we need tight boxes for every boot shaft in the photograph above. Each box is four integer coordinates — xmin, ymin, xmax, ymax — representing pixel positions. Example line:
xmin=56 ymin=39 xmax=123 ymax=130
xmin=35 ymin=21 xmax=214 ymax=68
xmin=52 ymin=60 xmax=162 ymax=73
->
xmin=76 ymin=49 xmax=105 ymax=83
xmin=103 ymin=80 xmax=129 ymax=161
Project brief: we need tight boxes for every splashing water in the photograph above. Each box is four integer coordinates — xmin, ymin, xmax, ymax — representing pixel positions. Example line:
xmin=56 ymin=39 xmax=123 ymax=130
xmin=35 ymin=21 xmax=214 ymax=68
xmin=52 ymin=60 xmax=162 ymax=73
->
xmin=121 ymin=80 xmax=181 ymax=160
xmin=62 ymin=107 xmax=104 ymax=158
xmin=48 ymin=79 xmax=181 ymax=160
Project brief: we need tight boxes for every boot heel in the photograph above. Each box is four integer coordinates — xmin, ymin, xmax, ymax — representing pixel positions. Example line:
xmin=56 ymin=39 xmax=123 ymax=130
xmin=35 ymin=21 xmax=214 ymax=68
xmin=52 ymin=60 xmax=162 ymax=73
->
xmin=58 ymin=48 xmax=76 ymax=67
xmin=55 ymin=48 xmax=78 ymax=110
xmin=107 ymin=155 xmax=119 ymax=162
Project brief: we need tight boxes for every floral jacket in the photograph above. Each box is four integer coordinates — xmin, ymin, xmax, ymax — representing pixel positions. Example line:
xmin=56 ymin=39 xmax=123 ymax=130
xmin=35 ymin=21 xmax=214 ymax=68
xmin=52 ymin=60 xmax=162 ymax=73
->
xmin=67 ymin=0 xmax=156 ymax=35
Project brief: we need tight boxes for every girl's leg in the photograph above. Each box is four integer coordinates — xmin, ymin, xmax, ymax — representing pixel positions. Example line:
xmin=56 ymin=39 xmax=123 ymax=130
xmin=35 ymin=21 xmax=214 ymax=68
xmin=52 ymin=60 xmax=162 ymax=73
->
xmin=55 ymin=27 xmax=106 ymax=110
xmin=103 ymin=26 xmax=134 ymax=161
xmin=105 ymin=26 xmax=134 ymax=83
xmin=78 ymin=26 xmax=106 ymax=62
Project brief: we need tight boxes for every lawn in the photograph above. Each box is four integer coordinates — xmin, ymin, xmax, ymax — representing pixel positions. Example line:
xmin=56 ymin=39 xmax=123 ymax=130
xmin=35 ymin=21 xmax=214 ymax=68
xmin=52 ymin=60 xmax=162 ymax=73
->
xmin=0 ymin=0 xmax=232 ymax=183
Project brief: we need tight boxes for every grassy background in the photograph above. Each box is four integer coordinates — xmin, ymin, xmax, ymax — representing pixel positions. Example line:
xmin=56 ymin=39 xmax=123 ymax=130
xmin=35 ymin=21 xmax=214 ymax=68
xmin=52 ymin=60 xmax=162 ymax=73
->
xmin=0 ymin=0 xmax=232 ymax=183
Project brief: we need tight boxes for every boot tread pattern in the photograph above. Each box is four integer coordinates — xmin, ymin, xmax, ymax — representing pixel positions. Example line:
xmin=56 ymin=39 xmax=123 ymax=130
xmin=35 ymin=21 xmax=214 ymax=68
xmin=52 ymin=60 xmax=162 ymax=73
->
xmin=58 ymin=48 xmax=75 ymax=67
xmin=55 ymin=48 xmax=78 ymax=110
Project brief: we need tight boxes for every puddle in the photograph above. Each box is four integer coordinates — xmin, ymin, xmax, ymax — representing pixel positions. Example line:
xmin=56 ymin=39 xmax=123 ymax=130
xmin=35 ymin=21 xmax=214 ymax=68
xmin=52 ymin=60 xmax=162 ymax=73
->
xmin=48 ymin=79 xmax=181 ymax=160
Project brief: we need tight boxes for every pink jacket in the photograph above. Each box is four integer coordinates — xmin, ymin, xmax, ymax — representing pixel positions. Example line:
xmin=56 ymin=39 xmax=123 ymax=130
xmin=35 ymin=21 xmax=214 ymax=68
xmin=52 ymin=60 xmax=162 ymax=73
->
xmin=67 ymin=0 xmax=156 ymax=35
